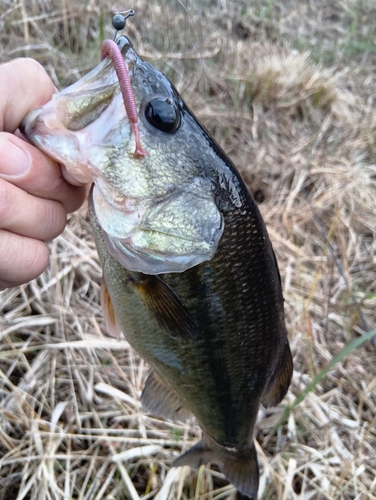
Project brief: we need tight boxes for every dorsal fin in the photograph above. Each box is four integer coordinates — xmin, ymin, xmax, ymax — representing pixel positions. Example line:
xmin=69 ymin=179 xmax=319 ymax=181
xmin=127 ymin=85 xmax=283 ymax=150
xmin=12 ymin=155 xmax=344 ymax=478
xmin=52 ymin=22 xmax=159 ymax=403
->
xmin=262 ymin=341 xmax=293 ymax=408
xmin=141 ymin=370 xmax=192 ymax=422
xmin=101 ymin=277 xmax=122 ymax=338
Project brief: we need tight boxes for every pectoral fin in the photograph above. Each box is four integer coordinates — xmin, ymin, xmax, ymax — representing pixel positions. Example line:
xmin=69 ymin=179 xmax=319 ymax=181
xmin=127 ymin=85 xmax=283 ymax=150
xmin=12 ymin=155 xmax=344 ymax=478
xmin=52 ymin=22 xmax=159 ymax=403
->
xmin=131 ymin=275 xmax=198 ymax=339
xmin=141 ymin=370 xmax=192 ymax=422
xmin=101 ymin=278 xmax=122 ymax=338
xmin=262 ymin=341 xmax=293 ymax=408
xmin=173 ymin=433 xmax=259 ymax=499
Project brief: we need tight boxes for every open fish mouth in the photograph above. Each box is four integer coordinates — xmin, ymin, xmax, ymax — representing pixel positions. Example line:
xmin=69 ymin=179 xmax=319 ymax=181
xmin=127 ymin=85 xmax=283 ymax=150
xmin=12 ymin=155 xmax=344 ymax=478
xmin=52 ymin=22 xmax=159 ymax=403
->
xmin=21 ymin=37 xmax=137 ymax=184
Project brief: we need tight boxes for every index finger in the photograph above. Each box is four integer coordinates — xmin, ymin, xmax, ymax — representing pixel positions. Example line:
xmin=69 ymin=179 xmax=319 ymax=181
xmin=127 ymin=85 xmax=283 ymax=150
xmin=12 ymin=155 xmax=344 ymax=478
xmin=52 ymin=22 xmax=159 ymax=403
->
xmin=0 ymin=58 xmax=57 ymax=133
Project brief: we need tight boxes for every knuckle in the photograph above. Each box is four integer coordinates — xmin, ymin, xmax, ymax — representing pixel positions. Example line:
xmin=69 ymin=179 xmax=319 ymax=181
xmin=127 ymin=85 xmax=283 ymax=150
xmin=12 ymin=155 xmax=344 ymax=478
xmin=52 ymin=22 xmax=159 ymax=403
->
xmin=0 ymin=179 xmax=14 ymax=224
xmin=43 ymin=201 xmax=66 ymax=239
xmin=0 ymin=230 xmax=14 ymax=264
xmin=23 ymin=57 xmax=45 ymax=73
xmin=27 ymin=239 xmax=50 ymax=273
xmin=47 ymin=171 xmax=66 ymax=196
xmin=0 ymin=230 xmax=49 ymax=284
xmin=29 ymin=160 xmax=68 ymax=202
xmin=12 ymin=57 xmax=43 ymax=72
xmin=65 ymin=186 xmax=86 ymax=214
xmin=12 ymin=57 xmax=50 ymax=89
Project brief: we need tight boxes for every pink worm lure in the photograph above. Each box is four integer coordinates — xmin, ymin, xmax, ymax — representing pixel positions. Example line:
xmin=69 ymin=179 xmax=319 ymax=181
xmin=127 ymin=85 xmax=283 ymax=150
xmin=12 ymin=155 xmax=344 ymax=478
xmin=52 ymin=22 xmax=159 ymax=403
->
xmin=101 ymin=39 xmax=149 ymax=158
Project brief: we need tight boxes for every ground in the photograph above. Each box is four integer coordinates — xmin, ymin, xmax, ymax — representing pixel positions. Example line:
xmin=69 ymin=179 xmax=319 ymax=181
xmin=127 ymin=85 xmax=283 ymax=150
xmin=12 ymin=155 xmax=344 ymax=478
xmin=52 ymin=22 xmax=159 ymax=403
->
xmin=0 ymin=1 xmax=375 ymax=499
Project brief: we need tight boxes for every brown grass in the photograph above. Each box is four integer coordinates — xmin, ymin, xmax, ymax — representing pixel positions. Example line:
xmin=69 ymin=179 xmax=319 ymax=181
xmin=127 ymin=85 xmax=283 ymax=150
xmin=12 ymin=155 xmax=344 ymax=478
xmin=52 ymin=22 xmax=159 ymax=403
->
xmin=1 ymin=0 xmax=376 ymax=499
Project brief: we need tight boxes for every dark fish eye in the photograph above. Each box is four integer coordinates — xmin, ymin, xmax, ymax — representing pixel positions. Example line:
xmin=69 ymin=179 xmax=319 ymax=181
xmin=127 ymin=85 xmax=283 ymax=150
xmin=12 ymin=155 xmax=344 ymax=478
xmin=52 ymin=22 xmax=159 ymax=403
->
xmin=145 ymin=98 xmax=181 ymax=133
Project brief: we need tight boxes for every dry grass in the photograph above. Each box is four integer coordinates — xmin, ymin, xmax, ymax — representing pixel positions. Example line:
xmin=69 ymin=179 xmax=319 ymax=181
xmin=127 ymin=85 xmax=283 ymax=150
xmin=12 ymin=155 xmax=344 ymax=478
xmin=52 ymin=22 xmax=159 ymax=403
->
xmin=1 ymin=0 xmax=376 ymax=499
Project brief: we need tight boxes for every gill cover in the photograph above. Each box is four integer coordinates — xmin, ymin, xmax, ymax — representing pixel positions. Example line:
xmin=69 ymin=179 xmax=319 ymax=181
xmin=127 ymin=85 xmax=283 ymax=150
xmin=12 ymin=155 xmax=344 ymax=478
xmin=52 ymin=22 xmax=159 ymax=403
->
xmin=91 ymin=176 xmax=224 ymax=275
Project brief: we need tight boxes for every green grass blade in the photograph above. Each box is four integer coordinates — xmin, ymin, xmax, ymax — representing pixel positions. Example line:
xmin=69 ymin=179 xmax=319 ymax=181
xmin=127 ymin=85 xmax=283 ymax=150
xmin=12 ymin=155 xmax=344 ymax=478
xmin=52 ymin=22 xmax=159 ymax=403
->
xmin=274 ymin=328 xmax=376 ymax=431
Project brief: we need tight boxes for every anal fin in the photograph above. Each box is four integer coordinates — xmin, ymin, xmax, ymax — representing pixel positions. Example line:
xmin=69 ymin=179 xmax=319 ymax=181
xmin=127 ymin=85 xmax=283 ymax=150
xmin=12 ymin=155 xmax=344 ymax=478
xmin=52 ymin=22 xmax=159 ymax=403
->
xmin=141 ymin=370 xmax=192 ymax=422
xmin=173 ymin=433 xmax=259 ymax=499
xmin=262 ymin=340 xmax=293 ymax=408
xmin=101 ymin=277 xmax=122 ymax=338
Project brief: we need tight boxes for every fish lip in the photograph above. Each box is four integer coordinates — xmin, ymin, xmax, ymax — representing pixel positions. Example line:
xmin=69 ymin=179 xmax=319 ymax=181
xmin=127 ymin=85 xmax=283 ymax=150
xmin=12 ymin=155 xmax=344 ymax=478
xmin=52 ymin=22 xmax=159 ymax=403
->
xmin=116 ymin=35 xmax=133 ymax=54
xmin=19 ymin=108 xmax=40 ymax=136
xmin=117 ymin=36 xmax=139 ymax=70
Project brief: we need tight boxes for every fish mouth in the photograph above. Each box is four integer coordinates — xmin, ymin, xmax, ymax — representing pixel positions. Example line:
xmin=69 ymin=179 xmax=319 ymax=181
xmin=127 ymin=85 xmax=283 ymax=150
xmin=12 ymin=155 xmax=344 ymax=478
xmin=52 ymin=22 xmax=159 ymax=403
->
xmin=20 ymin=36 xmax=138 ymax=184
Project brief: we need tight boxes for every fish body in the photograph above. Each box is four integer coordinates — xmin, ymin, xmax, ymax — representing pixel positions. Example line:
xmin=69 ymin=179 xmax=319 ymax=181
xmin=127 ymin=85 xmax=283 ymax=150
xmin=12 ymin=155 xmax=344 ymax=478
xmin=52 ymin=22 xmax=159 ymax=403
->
xmin=22 ymin=36 xmax=292 ymax=498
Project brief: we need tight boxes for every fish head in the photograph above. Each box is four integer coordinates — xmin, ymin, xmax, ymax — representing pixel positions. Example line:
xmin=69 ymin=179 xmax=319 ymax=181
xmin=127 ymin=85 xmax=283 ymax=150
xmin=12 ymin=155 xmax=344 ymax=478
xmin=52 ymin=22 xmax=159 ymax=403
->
xmin=22 ymin=36 xmax=224 ymax=274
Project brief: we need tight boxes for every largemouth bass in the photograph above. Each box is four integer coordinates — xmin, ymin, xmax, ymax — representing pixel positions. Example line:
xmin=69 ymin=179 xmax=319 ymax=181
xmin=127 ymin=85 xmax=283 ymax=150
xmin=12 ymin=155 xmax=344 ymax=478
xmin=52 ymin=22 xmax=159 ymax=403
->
xmin=21 ymin=35 xmax=293 ymax=498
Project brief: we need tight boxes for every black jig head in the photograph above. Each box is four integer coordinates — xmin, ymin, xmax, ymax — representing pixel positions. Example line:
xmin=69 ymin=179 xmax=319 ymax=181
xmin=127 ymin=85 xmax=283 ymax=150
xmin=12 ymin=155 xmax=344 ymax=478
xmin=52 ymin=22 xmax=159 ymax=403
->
xmin=111 ymin=9 xmax=135 ymax=41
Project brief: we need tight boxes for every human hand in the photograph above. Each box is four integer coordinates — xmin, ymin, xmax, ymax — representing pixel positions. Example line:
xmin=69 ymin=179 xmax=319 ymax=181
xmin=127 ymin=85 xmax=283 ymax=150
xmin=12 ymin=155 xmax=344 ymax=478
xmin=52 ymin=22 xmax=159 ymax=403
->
xmin=0 ymin=58 xmax=86 ymax=291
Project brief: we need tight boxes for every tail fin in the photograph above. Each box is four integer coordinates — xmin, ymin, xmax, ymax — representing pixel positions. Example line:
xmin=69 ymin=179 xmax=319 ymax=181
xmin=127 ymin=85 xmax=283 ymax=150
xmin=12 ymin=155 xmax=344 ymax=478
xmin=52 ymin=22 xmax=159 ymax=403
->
xmin=220 ymin=446 xmax=259 ymax=499
xmin=172 ymin=434 xmax=259 ymax=499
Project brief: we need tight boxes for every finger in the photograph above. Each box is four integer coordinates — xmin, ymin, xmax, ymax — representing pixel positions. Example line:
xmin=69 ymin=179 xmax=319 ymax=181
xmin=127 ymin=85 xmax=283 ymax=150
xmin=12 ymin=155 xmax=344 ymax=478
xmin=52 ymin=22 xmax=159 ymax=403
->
xmin=60 ymin=164 xmax=88 ymax=187
xmin=0 ymin=179 xmax=67 ymax=241
xmin=15 ymin=129 xmax=87 ymax=188
xmin=0 ymin=132 xmax=86 ymax=213
xmin=0 ymin=58 xmax=56 ymax=133
xmin=0 ymin=230 xmax=49 ymax=290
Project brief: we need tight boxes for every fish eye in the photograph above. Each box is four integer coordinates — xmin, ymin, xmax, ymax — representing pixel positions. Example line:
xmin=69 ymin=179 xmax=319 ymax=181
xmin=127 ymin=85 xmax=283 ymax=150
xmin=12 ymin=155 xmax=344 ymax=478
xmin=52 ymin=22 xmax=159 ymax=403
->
xmin=144 ymin=98 xmax=181 ymax=133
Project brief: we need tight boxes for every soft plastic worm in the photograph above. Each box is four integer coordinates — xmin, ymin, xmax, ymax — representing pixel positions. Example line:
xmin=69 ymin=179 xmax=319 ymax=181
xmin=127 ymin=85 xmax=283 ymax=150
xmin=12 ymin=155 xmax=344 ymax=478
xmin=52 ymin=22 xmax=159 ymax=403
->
xmin=101 ymin=39 xmax=149 ymax=157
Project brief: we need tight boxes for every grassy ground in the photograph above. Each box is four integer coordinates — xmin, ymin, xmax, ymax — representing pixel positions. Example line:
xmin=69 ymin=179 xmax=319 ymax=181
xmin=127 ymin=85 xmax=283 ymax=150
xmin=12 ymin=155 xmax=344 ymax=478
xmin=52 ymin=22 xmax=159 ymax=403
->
xmin=1 ymin=0 xmax=376 ymax=498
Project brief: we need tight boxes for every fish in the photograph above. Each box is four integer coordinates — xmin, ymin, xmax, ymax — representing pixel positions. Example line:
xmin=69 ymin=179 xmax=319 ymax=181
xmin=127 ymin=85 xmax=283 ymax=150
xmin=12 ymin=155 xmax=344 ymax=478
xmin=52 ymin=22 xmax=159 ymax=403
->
xmin=21 ymin=35 xmax=293 ymax=498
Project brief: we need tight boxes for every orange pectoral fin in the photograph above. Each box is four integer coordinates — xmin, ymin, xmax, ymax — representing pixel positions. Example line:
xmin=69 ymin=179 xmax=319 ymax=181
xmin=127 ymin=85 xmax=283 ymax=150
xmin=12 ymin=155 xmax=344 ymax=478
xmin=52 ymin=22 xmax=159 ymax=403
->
xmin=131 ymin=275 xmax=198 ymax=340
xmin=101 ymin=277 xmax=122 ymax=338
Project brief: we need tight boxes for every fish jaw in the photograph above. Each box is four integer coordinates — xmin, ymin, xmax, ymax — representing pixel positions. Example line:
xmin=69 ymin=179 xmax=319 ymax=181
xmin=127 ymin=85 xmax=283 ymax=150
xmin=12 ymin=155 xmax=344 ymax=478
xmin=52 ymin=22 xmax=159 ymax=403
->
xmin=21 ymin=39 xmax=135 ymax=184
xmin=21 ymin=102 xmax=94 ymax=183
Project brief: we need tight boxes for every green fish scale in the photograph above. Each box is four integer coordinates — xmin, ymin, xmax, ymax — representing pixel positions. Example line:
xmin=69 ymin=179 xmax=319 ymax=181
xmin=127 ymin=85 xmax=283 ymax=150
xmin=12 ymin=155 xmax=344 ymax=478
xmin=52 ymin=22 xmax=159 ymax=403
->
xmin=161 ymin=189 xmax=285 ymax=448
